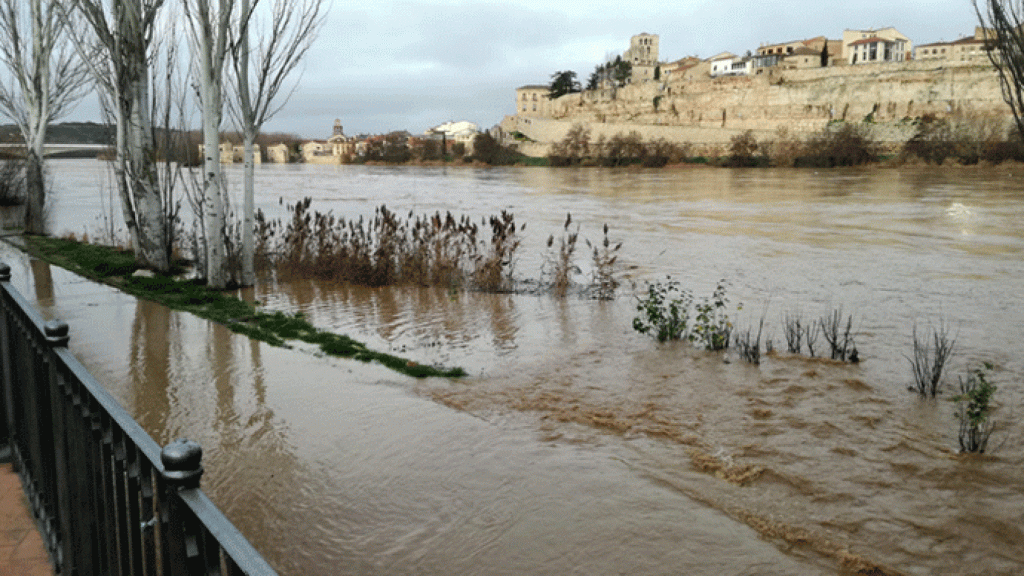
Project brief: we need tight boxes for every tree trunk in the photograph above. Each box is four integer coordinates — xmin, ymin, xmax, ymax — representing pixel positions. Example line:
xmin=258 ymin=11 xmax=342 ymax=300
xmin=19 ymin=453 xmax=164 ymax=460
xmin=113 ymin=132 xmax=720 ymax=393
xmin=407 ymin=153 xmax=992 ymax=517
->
xmin=241 ymin=133 xmax=255 ymax=286
xmin=22 ymin=0 xmax=49 ymax=236
xmin=201 ymin=78 xmax=227 ymax=288
xmin=112 ymin=102 xmax=141 ymax=253
xmin=23 ymin=148 xmax=45 ymax=234
xmin=196 ymin=0 xmax=230 ymax=290
xmin=238 ymin=0 xmax=255 ymax=287
xmin=120 ymin=0 xmax=168 ymax=271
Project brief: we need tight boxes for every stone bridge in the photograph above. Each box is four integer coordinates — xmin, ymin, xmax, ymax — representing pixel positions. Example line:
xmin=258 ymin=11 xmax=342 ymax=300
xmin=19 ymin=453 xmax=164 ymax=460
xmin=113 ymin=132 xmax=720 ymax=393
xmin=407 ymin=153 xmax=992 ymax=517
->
xmin=0 ymin=143 xmax=111 ymax=158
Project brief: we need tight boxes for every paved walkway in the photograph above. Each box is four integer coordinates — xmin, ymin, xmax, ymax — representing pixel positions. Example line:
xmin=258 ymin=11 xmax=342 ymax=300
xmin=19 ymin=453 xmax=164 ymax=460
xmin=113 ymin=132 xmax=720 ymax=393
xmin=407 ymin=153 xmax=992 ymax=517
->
xmin=0 ymin=462 xmax=54 ymax=576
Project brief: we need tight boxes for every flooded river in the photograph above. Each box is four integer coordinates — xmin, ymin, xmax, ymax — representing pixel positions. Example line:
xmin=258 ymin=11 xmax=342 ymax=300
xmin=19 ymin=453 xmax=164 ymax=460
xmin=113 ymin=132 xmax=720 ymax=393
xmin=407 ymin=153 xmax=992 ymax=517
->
xmin=11 ymin=160 xmax=1024 ymax=574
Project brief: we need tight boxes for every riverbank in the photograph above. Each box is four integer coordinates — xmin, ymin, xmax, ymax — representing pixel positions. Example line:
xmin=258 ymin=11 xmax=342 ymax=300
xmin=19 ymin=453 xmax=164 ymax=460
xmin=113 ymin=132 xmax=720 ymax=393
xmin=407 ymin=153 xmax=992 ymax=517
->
xmin=7 ymin=235 xmax=465 ymax=379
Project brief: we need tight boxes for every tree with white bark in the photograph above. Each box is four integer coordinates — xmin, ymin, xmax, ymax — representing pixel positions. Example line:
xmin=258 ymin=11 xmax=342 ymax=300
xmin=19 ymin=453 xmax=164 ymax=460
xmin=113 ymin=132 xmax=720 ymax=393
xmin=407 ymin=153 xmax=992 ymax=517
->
xmin=0 ymin=0 xmax=90 ymax=235
xmin=231 ymin=0 xmax=323 ymax=286
xmin=184 ymin=0 xmax=236 ymax=289
xmin=64 ymin=0 xmax=173 ymax=271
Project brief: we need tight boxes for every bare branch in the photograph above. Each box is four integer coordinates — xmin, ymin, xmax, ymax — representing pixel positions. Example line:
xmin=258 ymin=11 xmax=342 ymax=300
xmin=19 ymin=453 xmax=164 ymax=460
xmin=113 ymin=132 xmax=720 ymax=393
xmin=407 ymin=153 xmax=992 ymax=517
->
xmin=974 ymin=0 xmax=1024 ymax=138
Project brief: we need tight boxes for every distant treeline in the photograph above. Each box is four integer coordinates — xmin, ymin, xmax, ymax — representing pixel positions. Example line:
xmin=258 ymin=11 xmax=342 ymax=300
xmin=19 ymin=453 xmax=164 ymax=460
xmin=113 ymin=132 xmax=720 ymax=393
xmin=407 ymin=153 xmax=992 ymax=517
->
xmin=0 ymin=122 xmax=114 ymax=145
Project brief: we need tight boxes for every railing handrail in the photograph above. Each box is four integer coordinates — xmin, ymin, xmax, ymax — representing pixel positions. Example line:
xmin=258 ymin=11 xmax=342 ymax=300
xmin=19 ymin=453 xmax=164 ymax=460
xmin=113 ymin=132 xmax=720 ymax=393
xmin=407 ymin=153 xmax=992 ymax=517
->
xmin=0 ymin=260 xmax=278 ymax=575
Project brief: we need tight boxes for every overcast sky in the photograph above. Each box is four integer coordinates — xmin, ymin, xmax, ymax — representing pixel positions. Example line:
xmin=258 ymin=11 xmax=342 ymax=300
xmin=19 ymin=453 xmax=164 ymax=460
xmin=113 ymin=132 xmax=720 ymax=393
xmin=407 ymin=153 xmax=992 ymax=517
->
xmin=65 ymin=0 xmax=982 ymax=139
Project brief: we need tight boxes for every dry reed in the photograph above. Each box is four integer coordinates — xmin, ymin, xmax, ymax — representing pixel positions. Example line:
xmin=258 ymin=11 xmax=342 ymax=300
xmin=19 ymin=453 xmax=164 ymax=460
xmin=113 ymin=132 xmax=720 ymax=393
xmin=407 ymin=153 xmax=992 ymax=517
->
xmin=255 ymin=198 xmax=522 ymax=291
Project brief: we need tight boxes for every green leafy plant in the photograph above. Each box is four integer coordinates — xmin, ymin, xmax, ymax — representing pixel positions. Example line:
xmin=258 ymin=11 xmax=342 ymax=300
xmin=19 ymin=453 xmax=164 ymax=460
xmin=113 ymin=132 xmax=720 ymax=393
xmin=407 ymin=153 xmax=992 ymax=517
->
xmin=952 ymin=363 xmax=997 ymax=453
xmin=691 ymin=279 xmax=735 ymax=350
xmin=633 ymin=278 xmax=692 ymax=342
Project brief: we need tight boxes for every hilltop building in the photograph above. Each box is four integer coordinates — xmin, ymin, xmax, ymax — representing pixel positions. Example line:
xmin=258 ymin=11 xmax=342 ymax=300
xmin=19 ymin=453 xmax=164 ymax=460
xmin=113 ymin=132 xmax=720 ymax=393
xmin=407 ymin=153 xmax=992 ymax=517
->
xmin=916 ymin=27 xmax=993 ymax=62
xmin=197 ymin=141 xmax=262 ymax=164
xmin=753 ymin=36 xmax=842 ymax=70
xmin=267 ymin=143 xmax=290 ymax=163
xmin=515 ymin=85 xmax=552 ymax=117
xmin=624 ymin=33 xmax=660 ymax=82
xmin=426 ymin=121 xmax=479 ymax=152
xmin=842 ymin=28 xmax=911 ymax=64
xmin=328 ymin=119 xmax=355 ymax=158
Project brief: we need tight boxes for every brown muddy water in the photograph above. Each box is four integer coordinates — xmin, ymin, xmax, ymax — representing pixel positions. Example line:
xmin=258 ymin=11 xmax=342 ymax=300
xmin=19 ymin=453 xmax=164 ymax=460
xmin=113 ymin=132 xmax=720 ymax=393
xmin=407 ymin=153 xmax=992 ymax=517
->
xmin=16 ymin=160 xmax=1024 ymax=574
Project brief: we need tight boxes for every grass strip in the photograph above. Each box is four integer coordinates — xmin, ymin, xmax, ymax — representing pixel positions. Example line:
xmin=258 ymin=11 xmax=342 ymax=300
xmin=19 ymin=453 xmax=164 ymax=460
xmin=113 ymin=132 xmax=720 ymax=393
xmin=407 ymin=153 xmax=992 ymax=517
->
xmin=17 ymin=236 xmax=466 ymax=379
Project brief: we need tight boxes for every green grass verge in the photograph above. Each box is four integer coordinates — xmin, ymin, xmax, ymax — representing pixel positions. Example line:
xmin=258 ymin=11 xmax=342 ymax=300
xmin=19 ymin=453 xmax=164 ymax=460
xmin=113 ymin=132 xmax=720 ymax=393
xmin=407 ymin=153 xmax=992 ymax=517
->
xmin=18 ymin=236 xmax=466 ymax=379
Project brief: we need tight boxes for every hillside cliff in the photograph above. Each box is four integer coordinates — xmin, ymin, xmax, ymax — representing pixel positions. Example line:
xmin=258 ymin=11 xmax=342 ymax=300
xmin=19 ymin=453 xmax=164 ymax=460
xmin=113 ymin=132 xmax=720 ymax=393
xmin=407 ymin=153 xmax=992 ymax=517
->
xmin=502 ymin=60 xmax=1013 ymax=157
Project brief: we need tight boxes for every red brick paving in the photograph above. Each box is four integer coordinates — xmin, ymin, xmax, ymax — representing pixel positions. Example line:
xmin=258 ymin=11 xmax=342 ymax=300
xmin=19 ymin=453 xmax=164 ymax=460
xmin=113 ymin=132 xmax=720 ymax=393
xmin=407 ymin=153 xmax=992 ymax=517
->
xmin=0 ymin=463 xmax=54 ymax=576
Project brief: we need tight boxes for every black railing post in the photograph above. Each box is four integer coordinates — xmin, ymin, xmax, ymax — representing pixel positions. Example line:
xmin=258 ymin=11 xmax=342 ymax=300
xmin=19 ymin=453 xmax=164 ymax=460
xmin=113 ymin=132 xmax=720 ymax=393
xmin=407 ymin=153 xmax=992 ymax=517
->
xmin=0 ymin=261 xmax=11 ymax=456
xmin=161 ymin=439 xmax=207 ymax=575
xmin=162 ymin=439 xmax=204 ymax=489
xmin=44 ymin=319 xmax=73 ymax=573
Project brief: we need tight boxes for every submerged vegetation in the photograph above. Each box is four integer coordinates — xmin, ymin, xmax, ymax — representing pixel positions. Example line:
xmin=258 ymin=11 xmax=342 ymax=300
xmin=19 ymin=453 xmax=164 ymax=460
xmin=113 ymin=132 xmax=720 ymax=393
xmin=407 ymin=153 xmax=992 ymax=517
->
xmin=17 ymin=235 xmax=466 ymax=379
xmin=257 ymin=199 xmax=523 ymax=291
xmin=953 ymin=363 xmax=998 ymax=453
xmin=906 ymin=322 xmax=957 ymax=397
xmin=543 ymin=213 xmax=580 ymax=297
xmin=255 ymin=200 xmax=622 ymax=299
xmin=632 ymin=278 xmax=737 ymax=351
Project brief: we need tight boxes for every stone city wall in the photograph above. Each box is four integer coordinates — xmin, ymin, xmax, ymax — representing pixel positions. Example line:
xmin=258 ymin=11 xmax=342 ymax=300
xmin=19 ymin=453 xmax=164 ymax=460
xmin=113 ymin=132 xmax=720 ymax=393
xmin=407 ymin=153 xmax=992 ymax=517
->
xmin=502 ymin=60 xmax=1014 ymax=157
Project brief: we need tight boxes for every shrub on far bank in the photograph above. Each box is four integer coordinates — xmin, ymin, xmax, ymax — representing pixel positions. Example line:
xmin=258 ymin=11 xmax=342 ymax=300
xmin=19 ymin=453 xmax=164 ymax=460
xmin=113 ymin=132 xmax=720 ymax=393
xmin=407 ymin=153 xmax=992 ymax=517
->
xmin=548 ymin=126 xmax=691 ymax=167
xmin=792 ymin=123 xmax=875 ymax=167
xmin=471 ymin=132 xmax=521 ymax=165
xmin=724 ymin=130 xmax=769 ymax=167
xmin=899 ymin=114 xmax=1024 ymax=165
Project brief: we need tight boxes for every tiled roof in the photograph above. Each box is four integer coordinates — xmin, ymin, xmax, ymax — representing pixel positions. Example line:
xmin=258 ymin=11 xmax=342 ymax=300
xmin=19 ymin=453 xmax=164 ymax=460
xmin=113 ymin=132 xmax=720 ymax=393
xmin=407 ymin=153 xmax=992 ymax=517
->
xmin=849 ymin=36 xmax=894 ymax=46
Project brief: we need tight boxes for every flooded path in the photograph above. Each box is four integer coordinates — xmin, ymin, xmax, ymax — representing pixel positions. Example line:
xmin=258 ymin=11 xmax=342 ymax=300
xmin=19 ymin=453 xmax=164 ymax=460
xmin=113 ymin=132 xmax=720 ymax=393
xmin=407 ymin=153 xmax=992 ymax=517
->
xmin=23 ymin=161 xmax=1024 ymax=574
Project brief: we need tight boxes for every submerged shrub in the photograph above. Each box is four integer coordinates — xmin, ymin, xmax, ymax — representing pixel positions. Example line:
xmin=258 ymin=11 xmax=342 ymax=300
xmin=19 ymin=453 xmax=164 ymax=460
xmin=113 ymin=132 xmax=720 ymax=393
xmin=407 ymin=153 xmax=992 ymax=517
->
xmin=783 ymin=311 xmax=804 ymax=354
xmin=586 ymin=223 xmax=621 ymax=300
xmin=734 ymin=316 xmax=764 ymax=364
xmin=257 ymin=198 xmax=520 ymax=291
xmin=820 ymin=308 xmax=858 ymax=362
xmin=544 ymin=213 xmax=580 ymax=296
xmin=473 ymin=211 xmax=522 ymax=292
xmin=633 ymin=278 xmax=692 ymax=342
xmin=633 ymin=278 xmax=738 ymax=350
xmin=691 ymin=279 xmax=735 ymax=350
xmin=906 ymin=321 xmax=956 ymax=397
xmin=952 ymin=363 xmax=997 ymax=453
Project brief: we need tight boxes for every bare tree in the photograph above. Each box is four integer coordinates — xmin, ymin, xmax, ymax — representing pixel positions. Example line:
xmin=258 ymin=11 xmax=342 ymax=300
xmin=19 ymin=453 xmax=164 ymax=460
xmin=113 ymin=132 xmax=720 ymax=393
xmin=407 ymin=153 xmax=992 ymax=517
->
xmin=65 ymin=0 xmax=172 ymax=271
xmin=231 ymin=0 xmax=323 ymax=286
xmin=975 ymin=0 xmax=1024 ymax=138
xmin=185 ymin=0 xmax=236 ymax=289
xmin=0 ymin=0 xmax=90 ymax=234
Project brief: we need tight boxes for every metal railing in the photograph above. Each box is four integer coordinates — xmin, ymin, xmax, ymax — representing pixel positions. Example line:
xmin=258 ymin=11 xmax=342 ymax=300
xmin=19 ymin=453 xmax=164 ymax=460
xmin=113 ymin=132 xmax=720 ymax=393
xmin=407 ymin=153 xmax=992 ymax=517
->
xmin=0 ymin=261 xmax=278 ymax=576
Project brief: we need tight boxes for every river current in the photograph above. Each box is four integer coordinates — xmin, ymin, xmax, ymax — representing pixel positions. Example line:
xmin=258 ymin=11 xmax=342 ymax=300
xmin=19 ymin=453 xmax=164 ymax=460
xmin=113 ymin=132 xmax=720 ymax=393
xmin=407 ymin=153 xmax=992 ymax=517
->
xmin=9 ymin=159 xmax=1024 ymax=575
